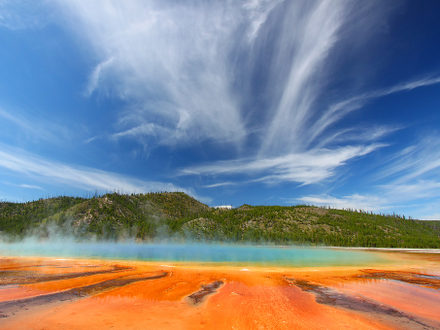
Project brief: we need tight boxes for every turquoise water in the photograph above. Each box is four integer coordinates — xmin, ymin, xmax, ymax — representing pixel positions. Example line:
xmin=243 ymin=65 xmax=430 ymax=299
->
xmin=0 ymin=241 xmax=388 ymax=267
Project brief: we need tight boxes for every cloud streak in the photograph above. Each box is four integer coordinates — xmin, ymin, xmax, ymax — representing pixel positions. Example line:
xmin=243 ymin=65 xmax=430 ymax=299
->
xmin=297 ymin=135 xmax=440 ymax=219
xmin=0 ymin=106 xmax=71 ymax=144
xmin=0 ymin=144 xmax=185 ymax=195
xmin=298 ymin=194 xmax=384 ymax=212
xmin=18 ymin=184 xmax=44 ymax=190
xmin=182 ymin=144 xmax=383 ymax=185
xmin=202 ymin=182 xmax=237 ymax=189
xmin=260 ymin=0 xmax=348 ymax=154
xmin=307 ymin=76 xmax=440 ymax=147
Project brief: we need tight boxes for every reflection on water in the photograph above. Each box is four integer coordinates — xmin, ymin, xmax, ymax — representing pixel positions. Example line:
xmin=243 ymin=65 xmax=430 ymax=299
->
xmin=0 ymin=241 xmax=387 ymax=267
xmin=331 ymin=276 xmax=440 ymax=323
xmin=415 ymin=274 xmax=440 ymax=280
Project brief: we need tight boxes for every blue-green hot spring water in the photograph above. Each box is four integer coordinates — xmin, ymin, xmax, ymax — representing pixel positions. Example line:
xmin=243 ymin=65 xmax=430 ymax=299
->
xmin=0 ymin=241 xmax=390 ymax=267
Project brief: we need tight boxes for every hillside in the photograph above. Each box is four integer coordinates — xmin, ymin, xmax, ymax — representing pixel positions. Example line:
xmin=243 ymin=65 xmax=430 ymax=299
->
xmin=0 ymin=192 xmax=439 ymax=248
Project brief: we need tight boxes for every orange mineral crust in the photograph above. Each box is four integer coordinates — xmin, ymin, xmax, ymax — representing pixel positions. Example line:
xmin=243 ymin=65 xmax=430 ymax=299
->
xmin=1 ymin=252 xmax=439 ymax=330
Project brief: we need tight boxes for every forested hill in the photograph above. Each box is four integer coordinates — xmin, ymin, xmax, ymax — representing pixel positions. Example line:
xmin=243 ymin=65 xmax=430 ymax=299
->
xmin=0 ymin=192 xmax=439 ymax=248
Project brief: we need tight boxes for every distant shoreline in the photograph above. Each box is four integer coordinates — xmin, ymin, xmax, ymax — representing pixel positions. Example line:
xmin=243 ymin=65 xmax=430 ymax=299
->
xmin=329 ymin=246 xmax=440 ymax=253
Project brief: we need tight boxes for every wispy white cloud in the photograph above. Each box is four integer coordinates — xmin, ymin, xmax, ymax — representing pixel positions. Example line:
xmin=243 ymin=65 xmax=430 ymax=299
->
xmin=111 ymin=123 xmax=172 ymax=144
xmin=422 ymin=213 xmax=440 ymax=221
xmin=202 ymin=181 xmax=236 ymax=189
xmin=0 ymin=0 xmax=49 ymax=30
xmin=260 ymin=0 xmax=348 ymax=154
xmin=18 ymin=184 xmax=44 ymax=190
xmin=85 ymin=57 xmax=114 ymax=96
xmin=314 ymin=125 xmax=401 ymax=149
xmin=297 ymin=181 xmax=440 ymax=214
xmin=374 ymin=135 xmax=440 ymax=183
xmin=298 ymin=135 xmax=440 ymax=218
xmin=182 ymin=144 xmax=383 ymax=185
xmin=297 ymin=180 xmax=440 ymax=218
xmin=243 ymin=0 xmax=283 ymax=43
xmin=308 ymin=76 xmax=440 ymax=147
xmin=298 ymin=194 xmax=384 ymax=212
xmin=55 ymin=0 xmax=271 ymax=147
xmin=53 ymin=0 xmax=387 ymax=153
xmin=0 ymin=106 xmax=71 ymax=143
xmin=0 ymin=144 xmax=187 ymax=195
xmin=2 ymin=181 xmax=45 ymax=191
xmin=0 ymin=107 xmax=31 ymax=130
xmin=49 ymin=0 xmax=410 ymax=187
xmin=180 ymin=73 xmax=440 ymax=187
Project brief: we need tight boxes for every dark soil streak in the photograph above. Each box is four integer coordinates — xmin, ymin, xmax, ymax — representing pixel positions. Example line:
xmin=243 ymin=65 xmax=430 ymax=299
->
xmin=284 ymin=277 xmax=438 ymax=330
xmin=187 ymin=280 xmax=223 ymax=305
xmin=358 ymin=270 xmax=440 ymax=289
xmin=0 ymin=264 xmax=60 ymax=270
xmin=0 ymin=271 xmax=168 ymax=318
xmin=0 ymin=265 xmax=132 ymax=285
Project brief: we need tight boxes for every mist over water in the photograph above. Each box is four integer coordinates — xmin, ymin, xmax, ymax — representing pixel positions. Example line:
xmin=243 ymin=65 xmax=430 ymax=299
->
xmin=0 ymin=240 xmax=387 ymax=267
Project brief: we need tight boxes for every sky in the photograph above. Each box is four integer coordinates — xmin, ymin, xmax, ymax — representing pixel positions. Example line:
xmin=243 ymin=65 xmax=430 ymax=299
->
xmin=0 ymin=0 xmax=440 ymax=219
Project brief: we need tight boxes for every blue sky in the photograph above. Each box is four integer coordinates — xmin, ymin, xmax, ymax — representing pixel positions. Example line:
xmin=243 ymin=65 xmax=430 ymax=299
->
xmin=1 ymin=1 xmax=440 ymax=219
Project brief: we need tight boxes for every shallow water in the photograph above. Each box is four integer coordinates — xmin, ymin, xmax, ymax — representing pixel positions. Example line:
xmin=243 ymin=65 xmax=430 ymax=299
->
xmin=0 ymin=241 xmax=387 ymax=267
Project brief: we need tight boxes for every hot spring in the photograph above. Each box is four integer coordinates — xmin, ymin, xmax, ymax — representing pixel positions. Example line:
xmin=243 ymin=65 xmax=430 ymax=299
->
xmin=0 ymin=240 xmax=387 ymax=267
